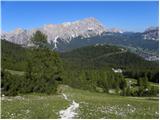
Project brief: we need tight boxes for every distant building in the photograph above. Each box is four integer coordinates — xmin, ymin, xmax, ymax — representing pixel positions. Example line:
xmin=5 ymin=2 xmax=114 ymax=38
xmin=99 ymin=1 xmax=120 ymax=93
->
xmin=112 ymin=68 xmax=122 ymax=73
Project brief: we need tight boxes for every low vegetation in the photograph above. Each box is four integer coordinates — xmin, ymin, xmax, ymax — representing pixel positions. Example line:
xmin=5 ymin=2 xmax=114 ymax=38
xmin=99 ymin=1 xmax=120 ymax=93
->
xmin=1 ymin=85 xmax=159 ymax=119
xmin=1 ymin=93 xmax=69 ymax=119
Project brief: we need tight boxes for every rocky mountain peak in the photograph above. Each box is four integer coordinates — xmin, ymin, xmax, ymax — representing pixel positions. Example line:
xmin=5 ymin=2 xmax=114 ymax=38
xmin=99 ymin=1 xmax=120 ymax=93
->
xmin=1 ymin=17 xmax=124 ymax=47
xmin=143 ymin=26 xmax=159 ymax=41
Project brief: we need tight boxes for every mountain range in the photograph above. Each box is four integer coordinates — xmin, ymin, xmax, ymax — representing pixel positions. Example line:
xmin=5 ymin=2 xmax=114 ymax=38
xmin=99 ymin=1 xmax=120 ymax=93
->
xmin=1 ymin=17 xmax=159 ymax=55
xmin=1 ymin=18 xmax=114 ymax=46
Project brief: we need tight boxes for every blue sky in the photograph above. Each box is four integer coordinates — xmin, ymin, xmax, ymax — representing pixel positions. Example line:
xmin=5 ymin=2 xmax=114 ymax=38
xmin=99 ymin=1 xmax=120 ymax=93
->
xmin=1 ymin=1 xmax=159 ymax=32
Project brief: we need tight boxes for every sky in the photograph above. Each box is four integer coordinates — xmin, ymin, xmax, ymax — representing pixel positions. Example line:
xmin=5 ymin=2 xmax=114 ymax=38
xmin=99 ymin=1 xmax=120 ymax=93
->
xmin=1 ymin=1 xmax=159 ymax=32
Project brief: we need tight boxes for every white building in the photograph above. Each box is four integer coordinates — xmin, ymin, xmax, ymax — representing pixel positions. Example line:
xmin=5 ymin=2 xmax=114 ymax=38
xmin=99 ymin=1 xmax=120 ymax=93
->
xmin=112 ymin=68 xmax=123 ymax=73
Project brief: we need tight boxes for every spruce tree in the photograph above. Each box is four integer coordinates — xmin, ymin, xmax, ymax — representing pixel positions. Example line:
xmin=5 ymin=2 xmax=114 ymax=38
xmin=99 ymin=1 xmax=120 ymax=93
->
xmin=26 ymin=31 xmax=63 ymax=94
xmin=31 ymin=30 xmax=48 ymax=48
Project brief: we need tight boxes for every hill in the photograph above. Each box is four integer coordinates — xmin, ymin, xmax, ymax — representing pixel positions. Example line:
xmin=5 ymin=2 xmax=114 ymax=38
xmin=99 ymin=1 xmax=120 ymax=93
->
xmin=60 ymin=44 xmax=158 ymax=69
xmin=60 ymin=44 xmax=158 ymax=83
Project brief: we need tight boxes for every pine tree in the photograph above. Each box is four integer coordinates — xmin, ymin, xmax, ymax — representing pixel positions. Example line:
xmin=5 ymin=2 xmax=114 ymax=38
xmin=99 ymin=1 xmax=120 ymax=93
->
xmin=26 ymin=31 xmax=63 ymax=94
xmin=31 ymin=30 xmax=48 ymax=48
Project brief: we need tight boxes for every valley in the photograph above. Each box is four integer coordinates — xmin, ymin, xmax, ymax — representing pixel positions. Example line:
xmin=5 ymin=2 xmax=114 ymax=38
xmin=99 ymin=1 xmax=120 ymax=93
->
xmin=1 ymin=16 xmax=159 ymax=119
xmin=1 ymin=1 xmax=159 ymax=119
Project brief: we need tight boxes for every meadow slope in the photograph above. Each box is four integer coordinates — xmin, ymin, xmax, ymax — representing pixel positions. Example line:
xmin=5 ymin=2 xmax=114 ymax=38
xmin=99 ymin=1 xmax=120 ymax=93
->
xmin=1 ymin=85 xmax=159 ymax=119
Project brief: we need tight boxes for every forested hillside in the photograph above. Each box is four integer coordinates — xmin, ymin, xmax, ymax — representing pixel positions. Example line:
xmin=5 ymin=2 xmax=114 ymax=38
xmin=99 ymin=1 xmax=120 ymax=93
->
xmin=1 ymin=39 xmax=29 ymax=71
xmin=56 ymin=32 xmax=159 ymax=55
xmin=61 ymin=44 xmax=158 ymax=82
xmin=61 ymin=44 xmax=157 ymax=68
xmin=1 ymin=31 xmax=63 ymax=95
xmin=1 ymin=32 xmax=159 ymax=97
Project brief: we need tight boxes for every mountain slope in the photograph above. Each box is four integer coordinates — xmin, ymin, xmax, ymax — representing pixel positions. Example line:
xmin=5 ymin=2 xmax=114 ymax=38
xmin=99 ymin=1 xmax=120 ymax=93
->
xmin=3 ymin=39 xmax=158 ymax=72
xmin=2 ymin=39 xmax=159 ymax=84
xmin=1 ymin=18 xmax=158 ymax=56
xmin=60 ymin=44 xmax=158 ymax=83
xmin=60 ymin=44 xmax=157 ymax=69
xmin=56 ymin=32 xmax=159 ymax=52
xmin=143 ymin=27 xmax=159 ymax=41
xmin=1 ymin=17 xmax=108 ymax=46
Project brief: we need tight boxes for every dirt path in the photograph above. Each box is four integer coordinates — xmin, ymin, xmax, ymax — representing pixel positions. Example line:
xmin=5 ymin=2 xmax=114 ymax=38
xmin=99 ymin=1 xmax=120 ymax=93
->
xmin=59 ymin=93 xmax=79 ymax=119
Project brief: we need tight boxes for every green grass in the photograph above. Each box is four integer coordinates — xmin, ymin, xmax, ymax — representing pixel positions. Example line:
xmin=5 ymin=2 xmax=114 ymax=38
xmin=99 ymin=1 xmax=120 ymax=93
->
xmin=1 ymin=85 xmax=159 ymax=119
xmin=1 ymin=93 xmax=69 ymax=119
xmin=125 ymin=78 xmax=137 ymax=84
xmin=63 ymin=85 xmax=159 ymax=119
xmin=149 ymin=82 xmax=159 ymax=88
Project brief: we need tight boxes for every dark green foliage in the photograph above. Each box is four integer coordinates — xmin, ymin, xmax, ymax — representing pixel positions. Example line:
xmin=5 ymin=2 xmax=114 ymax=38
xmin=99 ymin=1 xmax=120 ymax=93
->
xmin=137 ymin=75 xmax=148 ymax=88
xmin=60 ymin=45 xmax=122 ymax=69
xmin=1 ymin=47 xmax=63 ymax=96
xmin=25 ymin=48 xmax=63 ymax=94
xmin=149 ymin=86 xmax=159 ymax=96
xmin=136 ymin=76 xmax=158 ymax=97
xmin=123 ymin=69 xmax=158 ymax=83
xmin=1 ymin=70 xmax=26 ymax=96
xmin=123 ymin=76 xmax=158 ymax=97
xmin=61 ymin=44 xmax=158 ymax=83
xmin=25 ymin=31 xmax=63 ymax=94
xmin=61 ymin=44 xmax=158 ymax=96
xmin=1 ymin=39 xmax=29 ymax=71
xmin=1 ymin=31 xmax=63 ymax=95
xmin=126 ymin=87 xmax=131 ymax=96
xmin=31 ymin=30 xmax=48 ymax=47
xmin=61 ymin=44 xmax=157 ymax=69
xmin=62 ymin=69 xmax=126 ymax=93
xmin=119 ymin=79 xmax=127 ymax=89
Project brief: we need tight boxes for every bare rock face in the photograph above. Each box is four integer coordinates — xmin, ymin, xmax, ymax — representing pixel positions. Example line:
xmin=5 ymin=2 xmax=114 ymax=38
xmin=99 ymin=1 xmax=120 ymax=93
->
xmin=143 ymin=27 xmax=159 ymax=41
xmin=1 ymin=17 xmax=124 ymax=48
xmin=1 ymin=28 xmax=32 ymax=45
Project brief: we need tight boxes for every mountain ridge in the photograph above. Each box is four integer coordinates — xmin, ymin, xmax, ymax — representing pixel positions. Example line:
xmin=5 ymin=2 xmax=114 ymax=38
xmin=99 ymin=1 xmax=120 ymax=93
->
xmin=1 ymin=17 xmax=123 ymax=46
xmin=1 ymin=17 xmax=159 ymax=54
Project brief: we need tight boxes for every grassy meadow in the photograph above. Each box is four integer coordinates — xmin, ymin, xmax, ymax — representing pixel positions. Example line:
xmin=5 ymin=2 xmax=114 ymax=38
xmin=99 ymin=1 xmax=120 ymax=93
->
xmin=1 ymin=85 xmax=159 ymax=119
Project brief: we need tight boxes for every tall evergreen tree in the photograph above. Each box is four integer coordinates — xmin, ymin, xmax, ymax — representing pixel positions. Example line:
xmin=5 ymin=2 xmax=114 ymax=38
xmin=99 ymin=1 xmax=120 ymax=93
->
xmin=31 ymin=30 xmax=48 ymax=48
xmin=26 ymin=31 xmax=63 ymax=94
